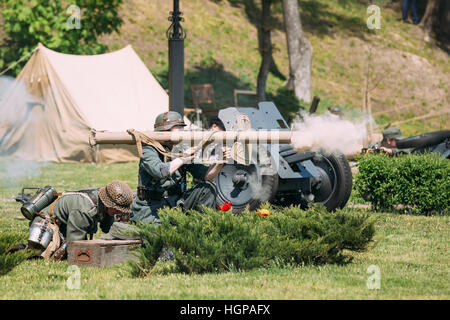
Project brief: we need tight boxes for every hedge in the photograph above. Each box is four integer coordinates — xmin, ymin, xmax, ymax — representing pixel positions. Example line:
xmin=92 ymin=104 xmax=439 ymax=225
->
xmin=128 ymin=205 xmax=375 ymax=276
xmin=354 ymin=153 xmax=450 ymax=214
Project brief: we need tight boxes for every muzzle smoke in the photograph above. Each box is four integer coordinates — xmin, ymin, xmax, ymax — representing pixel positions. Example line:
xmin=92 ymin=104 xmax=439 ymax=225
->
xmin=0 ymin=76 xmax=14 ymax=99
xmin=0 ymin=76 xmax=48 ymax=190
xmin=290 ymin=111 xmax=371 ymax=155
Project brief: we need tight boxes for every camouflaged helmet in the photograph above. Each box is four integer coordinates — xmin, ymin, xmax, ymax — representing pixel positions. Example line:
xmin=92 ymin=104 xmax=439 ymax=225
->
xmin=98 ymin=180 xmax=134 ymax=214
xmin=382 ymin=127 xmax=404 ymax=140
xmin=328 ymin=106 xmax=343 ymax=115
xmin=154 ymin=111 xmax=186 ymax=131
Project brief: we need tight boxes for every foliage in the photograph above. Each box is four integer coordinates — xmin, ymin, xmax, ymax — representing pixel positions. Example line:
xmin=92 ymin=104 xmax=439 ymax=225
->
xmin=0 ymin=0 xmax=123 ymax=75
xmin=0 ymin=232 xmax=35 ymax=276
xmin=354 ymin=153 xmax=450 ymax=214
xmin=268 ymin=86 xmax=305 ymax=123
xmin=129 ymin=204 xmax=375 ymax=276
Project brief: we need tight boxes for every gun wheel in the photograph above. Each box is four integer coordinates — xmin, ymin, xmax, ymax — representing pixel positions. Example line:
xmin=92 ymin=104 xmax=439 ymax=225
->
xmin=214 ymin=147 xmax=278 ymax=213
xmin=311 ymin=151 xmax=353 ymax=211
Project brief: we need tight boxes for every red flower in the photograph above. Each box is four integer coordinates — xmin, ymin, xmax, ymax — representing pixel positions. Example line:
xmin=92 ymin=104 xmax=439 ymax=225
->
xmin=218 ymin=201 xmax=232 ymax=211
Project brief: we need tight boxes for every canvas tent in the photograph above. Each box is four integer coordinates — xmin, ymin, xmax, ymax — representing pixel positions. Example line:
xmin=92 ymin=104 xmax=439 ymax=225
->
xmin=0 ymin=43 xmax=185 ymax=163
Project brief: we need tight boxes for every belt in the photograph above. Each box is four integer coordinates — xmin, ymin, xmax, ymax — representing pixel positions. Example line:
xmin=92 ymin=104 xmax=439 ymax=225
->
xmin=137 ymin=186 xmax=180 ymax=201
xmin=48 ymin=200 xmax=62 ymax=226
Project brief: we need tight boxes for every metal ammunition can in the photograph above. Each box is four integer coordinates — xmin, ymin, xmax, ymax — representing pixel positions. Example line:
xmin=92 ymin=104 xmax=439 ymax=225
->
xmin=28 ymin=219 xmax=54 ymax=249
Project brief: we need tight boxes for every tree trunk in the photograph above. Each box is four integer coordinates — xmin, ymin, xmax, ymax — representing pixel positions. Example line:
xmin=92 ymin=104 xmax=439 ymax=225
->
xmin=419 ymin=0 xmax=440 ymax=42
xmin=256 ymin=0 xmax=272 ymax=102
xmin=282 ymin=0 xmax=312 ymax=103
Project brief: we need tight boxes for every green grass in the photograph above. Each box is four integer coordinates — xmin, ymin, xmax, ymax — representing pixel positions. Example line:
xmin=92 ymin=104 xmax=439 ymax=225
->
xmin=0 ymin=161 xmax=449 ymax=299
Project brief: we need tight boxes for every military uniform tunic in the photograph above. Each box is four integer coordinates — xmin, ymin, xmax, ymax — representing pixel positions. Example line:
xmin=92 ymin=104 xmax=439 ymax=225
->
xmin=31 ymin=190 xmax=114 ymax=242
xmin=130 ymin=145 xmax=217 ymax=223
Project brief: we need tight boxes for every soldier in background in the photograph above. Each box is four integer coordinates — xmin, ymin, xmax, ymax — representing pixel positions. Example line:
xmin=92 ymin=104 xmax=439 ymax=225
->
xmin=328 ymin=106 xmax=343 ymax=118
xmin=368 ymin=127 xmax=410 ymax=156
xmin=130 ymin=111 xmax=230 ymax=224
xmin=209 ymin=115 xmax=226 ymax=131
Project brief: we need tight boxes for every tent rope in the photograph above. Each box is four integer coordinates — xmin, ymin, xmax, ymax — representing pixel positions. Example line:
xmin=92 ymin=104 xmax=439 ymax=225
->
xmin=0 ymin=46 xmax=38 ymax=76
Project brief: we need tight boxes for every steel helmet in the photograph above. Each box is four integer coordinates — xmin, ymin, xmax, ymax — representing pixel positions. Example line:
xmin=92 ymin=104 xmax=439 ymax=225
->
xmin=154 ymin=111 xmax=186 ymax=131
xmin=98 ymin=180 xmax=134 ymax=214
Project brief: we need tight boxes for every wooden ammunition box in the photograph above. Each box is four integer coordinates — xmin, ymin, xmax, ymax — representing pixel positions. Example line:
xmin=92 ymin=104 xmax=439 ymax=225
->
xmin=67 ymin=239 xmax=142 ymax=267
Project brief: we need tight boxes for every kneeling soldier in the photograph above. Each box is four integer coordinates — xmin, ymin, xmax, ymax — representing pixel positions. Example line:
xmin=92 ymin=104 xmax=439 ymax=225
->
xmin=28 ymin=180 xmax=134 ymax=260
xmin=130 ymin=111 xmax=229 ymax=224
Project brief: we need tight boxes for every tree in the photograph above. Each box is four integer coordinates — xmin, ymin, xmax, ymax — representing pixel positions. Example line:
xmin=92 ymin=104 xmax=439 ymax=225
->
xmin=256 ymin=0 xmax=273 ymax=101
xmin=419 ymin=0 xmax=440 ymax=42
xmin=0 ymin=0 xmax=123 ymax=76
xmin=281 ymin=0 xmax=312 ymax=103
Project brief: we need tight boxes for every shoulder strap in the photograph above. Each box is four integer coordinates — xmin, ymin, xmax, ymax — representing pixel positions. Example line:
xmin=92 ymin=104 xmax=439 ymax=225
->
xmin=62 ymin=192 xmax=96 ymax=208
xmin=127 ymin=129 xmax=175 ymax=159
xmin=48 ymin=199 xmax=59 ymax=216
xmin=76 ymin=189 xmax=99 ymax=206
xmin=126 ymin=128 xmax=221 ymax=163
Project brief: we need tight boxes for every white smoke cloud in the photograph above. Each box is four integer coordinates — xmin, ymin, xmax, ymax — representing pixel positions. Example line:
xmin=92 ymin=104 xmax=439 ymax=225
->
xmin=290 ymin=111 xmax=372 ymax=155
xmin=0 ymin=158 xmax=46 ymax=186
xmin=0 ymin=75 xmax=14 ymax=100
xmin=0 ymin=76 xmax=48 ymax=192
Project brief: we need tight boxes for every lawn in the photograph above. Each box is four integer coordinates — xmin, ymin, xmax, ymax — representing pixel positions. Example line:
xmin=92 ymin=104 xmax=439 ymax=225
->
xmin=0 ymin=161 xmax=449 ymax=299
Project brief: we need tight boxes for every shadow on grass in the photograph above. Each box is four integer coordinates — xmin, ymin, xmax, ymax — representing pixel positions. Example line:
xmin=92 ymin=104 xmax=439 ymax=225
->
xmin=208 ymin=0 xmax=286 ymax=81
xmin=152 ymin=60 xmax=255 ymax=109
xmin=152 ymin=59 xmax=305 ymax=120
xmin=213 ymin=0 xmax=370 ymax=40
xmin=300 ymin=0 xmax=368 ymax=40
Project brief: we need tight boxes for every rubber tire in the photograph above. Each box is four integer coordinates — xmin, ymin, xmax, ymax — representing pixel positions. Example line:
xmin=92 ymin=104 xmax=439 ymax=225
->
xmin=215 ymin=163 xmax=279 ymax=214
xmin=215 ymin=147 xmax=279 ymax=214
xmin=312 ymin=152 xmax=353 ymax=211
xmin=396 ymin=130 xmax=450 ymax=150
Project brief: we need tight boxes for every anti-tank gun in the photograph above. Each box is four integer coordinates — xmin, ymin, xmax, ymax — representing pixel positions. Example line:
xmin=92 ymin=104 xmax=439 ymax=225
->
xmin=90 ymin=102 xmax=353 ymax=212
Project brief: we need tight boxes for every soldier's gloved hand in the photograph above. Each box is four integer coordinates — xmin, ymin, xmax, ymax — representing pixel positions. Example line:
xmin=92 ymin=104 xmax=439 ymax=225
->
xmin=380 ymin=146 xmax=393 ymax=155
xmin=115 ymin=213 xmax=130 ymax=223
xmin=222 ymin=147 xmax=232 ymax=161
xmin=181 ymin=147 xmax=197 ymax=163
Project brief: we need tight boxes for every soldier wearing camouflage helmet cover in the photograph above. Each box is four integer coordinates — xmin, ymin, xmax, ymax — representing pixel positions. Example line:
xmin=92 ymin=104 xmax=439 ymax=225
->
xmin=130 ymin=111 xmax=230 ymax=224
xmin=28 ymin=180 xmax=134 ymax=259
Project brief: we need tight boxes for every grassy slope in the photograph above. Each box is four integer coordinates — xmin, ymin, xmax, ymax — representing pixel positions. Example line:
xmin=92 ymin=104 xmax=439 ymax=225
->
xmin=99 ymin=0 xmax=449 ymax=137
xmin=0 ymin=161 xmax=448 ymax=299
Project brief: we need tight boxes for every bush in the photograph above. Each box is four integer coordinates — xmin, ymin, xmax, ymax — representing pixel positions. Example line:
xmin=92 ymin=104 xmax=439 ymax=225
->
xmin=0 ymin=232 xmax=35 ymax=276
xmin=354 ymin=153 xmax=450 ymax=214
xmin=0 ymin=0 xmax=123 ymax=76
xmin=129 ymin=205 xmax=375 ymax=276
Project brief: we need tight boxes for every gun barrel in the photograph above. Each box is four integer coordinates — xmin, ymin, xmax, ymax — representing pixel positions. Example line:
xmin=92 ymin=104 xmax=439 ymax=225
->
xmin=90 ymin=130 xmax=292 ymax=146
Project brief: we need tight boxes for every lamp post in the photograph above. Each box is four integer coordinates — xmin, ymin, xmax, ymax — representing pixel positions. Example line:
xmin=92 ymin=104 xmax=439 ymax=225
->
xmin=166 ymin=0 xmax=186 ymax=116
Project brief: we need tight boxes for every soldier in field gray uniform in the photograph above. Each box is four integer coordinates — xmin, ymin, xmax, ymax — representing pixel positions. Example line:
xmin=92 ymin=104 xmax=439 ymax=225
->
xmin=130 ymin=111 xmax=229 ymax=224
xmin=29 ymin=180 xmax=134 ymax=259
xmin=368 ymin=127 xmax=410 ymax=156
